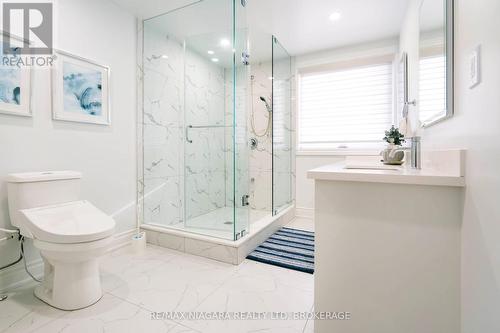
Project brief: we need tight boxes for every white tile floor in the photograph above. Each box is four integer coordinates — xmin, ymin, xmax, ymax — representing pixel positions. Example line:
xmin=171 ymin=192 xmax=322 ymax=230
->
xmin=0 ymin=218 xmax=315 ymax=333
xmin=285 ymin=217 xmax=315 ymax=232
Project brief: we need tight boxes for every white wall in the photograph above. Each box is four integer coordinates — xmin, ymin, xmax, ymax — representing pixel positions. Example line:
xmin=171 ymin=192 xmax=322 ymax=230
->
xmin=0 ymin=0 xmax=137 ymax=290
xmin=418 ymin=0 xmax=500 ymax=331
xmin=294 ymin=39 xmax=398 ymax=214
xmin=295 ymin=155 xmax=343 ymax=217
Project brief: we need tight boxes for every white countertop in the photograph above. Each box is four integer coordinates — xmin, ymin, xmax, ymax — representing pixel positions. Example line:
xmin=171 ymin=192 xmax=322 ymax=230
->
xmin=307 ymin=151 xmax=466 ymax=187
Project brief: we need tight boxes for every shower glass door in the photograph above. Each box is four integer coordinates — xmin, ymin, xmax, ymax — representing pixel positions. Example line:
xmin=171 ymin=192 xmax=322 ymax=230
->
xmin=142 ymin=0 xmax=250 ymax=241
xmin=231 ymin=0 xmax=250 ymax=240
xmin=272 ymin=36 xmax=293 ymax=214
xmin=183 ymin=0 xmax=249 ymax=240
xmin=183 ymin=31 xmax=230 ymax=237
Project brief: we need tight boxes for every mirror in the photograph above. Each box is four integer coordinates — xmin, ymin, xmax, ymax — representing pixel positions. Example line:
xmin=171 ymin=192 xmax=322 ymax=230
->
xmin=418 ymin=0 xmax=454 ymax=127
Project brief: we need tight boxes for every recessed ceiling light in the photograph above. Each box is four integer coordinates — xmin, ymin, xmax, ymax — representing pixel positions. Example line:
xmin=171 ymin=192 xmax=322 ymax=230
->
xmin=161 ymin=54 xmax=168 ymax=59
xmin=207 ymin=50 xmax=215 ymax=55
xmin=329 ymin=11 xmax=342 ymax=22
xmin=211 ymin=58 xmax=219 ymax=62
xmin=219 ymin=38 xmax=230 ymax=47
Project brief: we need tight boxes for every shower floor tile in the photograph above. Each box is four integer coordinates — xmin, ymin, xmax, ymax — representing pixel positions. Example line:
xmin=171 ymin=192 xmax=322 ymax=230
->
xmin=1 ymin=240 xmax=313 ymax=333
xmin=164 ymin=207 xmax=270 ymax=240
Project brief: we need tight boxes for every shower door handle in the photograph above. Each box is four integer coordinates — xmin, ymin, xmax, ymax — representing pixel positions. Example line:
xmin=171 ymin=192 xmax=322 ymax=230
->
xmin=185 ymin=124 xmax=230 ymax=143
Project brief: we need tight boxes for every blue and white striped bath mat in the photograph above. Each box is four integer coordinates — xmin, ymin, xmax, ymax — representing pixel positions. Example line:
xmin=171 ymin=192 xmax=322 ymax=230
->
xmin=246 ymin=227 xmax=314 ymax=274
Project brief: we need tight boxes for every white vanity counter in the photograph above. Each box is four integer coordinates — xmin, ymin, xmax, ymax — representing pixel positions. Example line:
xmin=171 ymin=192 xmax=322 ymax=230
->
xmin=308 ymin=162 xmax=465 ymax=187
xmin=310 ymin=150 xmax=464 ymax=333
xmin=308 ymin=150 xmax=465 ymax=187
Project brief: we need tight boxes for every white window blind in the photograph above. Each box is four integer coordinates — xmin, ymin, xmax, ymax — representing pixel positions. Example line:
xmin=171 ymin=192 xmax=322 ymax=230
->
xmin=272 ymin=79 xmax=287 ymax=146
xmin=298 ymin=61 xmax=393 ymax=151
xmin=419 ymin=54 xmax=446 ymax=124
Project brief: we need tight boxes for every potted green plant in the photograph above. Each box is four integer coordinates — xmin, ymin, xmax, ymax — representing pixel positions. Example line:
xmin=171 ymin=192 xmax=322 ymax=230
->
xmin=381 ymin=126 xmax=406 ymax=165
xmin=383 ymin=126 xmax=405 ymax=146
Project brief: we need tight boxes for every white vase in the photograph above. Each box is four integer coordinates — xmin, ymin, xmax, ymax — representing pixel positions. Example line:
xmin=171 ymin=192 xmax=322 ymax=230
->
xmin=381 ymin=144 xmax=404 ymax=165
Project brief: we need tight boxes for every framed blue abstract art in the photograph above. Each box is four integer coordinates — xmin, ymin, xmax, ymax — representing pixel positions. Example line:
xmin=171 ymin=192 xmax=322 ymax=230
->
xmin=0 ymin=31 xmax=32 ymax=117
xmin=52 ymin=50 xmax=110 ymax=125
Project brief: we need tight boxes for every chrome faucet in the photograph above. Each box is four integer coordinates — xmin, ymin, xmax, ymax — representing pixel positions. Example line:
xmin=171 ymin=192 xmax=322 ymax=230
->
xmin=389 ymin=136 xmax=421 ymax=169
xmin=410 ymin=137 xmax=421 ymax=169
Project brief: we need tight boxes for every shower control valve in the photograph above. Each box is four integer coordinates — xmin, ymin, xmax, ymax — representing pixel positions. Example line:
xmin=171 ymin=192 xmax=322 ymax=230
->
xmin=241 ymin=52 xmax=250 ymax=66
xmin=249 ymin=137 xmax=258 ymax=150
xmin=242 ymin=194 xmax=250 ymax=207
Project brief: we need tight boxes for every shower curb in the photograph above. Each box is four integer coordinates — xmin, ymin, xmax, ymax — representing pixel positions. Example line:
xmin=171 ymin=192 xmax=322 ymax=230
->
xmin=141 ymin=206 xmax=295 ymax=265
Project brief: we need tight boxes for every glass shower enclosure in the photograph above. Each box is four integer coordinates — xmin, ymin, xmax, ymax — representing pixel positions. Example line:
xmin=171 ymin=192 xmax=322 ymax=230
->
xmin=139 ymin=0 xmax=292 ymax=241
xmin=272 ymin=37 xmax=292 ymax=215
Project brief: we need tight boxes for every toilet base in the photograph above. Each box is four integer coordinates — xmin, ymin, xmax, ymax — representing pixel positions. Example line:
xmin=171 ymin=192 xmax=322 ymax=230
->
xmin=34 ymin=284 xmax=102 ymax=311
xmin=33 ymin=237 xmax=112 ymax=311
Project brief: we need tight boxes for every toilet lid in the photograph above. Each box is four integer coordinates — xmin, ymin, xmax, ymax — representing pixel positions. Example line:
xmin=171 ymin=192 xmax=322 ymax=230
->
xmin=20 ymin=200 xmax=116 ymax=244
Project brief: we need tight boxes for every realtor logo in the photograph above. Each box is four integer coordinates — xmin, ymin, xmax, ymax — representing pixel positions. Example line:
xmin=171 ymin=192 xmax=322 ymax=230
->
xmin=2 ymin=2 xmax=53 ymax=55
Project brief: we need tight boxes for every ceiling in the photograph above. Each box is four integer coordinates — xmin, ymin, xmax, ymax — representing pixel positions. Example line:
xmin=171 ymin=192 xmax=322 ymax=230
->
xmin=112 ymin=0 xmax=412 ymax=56
xmin=110 ymin=0 xmax=200 ymax=20
xmin=246 ymin=0 xmax=410 ymax=55
xmin=420 ymin=0 xmax=445 ymax=32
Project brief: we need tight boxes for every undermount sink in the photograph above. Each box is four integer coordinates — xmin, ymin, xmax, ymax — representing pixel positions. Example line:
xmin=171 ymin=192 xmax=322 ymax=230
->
xmin=343 ymin=164 xmax=402 ymax=171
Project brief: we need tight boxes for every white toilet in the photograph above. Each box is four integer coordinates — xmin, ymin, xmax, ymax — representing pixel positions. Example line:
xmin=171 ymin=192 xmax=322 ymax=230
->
xmin=6 ymin=171 xmax=115 ymax=310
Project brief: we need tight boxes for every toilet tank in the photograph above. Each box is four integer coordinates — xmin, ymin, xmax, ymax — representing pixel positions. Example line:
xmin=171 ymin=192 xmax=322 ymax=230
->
xmin=6 ymin=171 xmax=82 ymax=230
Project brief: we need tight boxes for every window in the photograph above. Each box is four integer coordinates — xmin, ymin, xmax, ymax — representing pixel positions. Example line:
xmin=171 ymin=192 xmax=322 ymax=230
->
xmin=298 ymin=58 xmax=394 ymax=151
xmin=419 ymin=54 xmax=446 ymax=124
xmin=272 ymin=79 xmax=288 ymax=147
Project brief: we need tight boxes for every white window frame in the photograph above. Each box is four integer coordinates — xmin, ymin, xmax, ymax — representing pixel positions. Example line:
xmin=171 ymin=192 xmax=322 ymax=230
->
xmin=296 ymin=54 xmax=398 ymax=156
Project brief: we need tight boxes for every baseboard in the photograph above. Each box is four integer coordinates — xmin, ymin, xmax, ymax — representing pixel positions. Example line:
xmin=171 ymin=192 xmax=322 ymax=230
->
xmin=0 ymin=258 xmax=44 ymax=294
xmin=108 ymin=229 xmax=136 ymax=252
xmin=295 ymin=207 xmax=314 ymax=219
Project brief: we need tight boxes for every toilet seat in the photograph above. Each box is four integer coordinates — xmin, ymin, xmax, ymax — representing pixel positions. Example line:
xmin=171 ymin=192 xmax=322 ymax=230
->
xmin=20 ymin=200 xmax=115 ymax=244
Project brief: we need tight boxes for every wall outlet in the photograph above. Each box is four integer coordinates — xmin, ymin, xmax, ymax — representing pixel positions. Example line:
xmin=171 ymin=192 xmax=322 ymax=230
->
xmin=469 ymin=45 xmax=481 ymax=89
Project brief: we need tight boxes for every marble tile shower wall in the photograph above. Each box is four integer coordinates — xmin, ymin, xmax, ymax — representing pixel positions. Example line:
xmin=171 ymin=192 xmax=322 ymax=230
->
xmin=222 ymin=61 xmax=293 ymax=215
xmin=142 ymin=29 xmax=227 ymax=227
xmin=244 ymin=60 xmax=294 ymax=214
xmin=224 ymin=66 xmax=249 ymax=209
xmin=248 ymin=62 xmax=273 ymax=212
xmin=184 ymin=48 xmax=226 ymax=220
xmin=142 ymin=30 xmax=183 ymax=227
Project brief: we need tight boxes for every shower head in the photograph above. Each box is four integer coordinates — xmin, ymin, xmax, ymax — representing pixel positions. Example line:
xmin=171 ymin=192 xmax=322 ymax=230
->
xmin=259 ymin=96 xmax=272 ymax=113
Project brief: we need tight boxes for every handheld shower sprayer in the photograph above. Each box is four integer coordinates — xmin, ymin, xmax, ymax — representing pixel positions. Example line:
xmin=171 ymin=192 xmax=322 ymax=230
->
xmin=249 ymin=77 xmax=273 ymax=138
xmin=259 ymin=96 xmax=272 ymax=113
